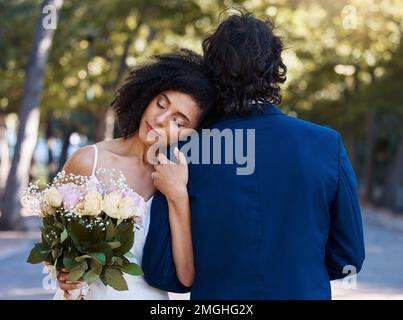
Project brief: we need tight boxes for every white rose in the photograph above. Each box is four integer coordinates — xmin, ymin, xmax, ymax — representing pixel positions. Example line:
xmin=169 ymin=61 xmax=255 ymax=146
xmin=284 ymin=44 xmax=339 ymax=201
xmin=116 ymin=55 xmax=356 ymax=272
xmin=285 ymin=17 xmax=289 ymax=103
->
xmin=76 ymin=201 xmax=84 ymax=210
xmin=103 ymin=191 xmax=122 ymax=219
xmin=81 ymin=191 xmax=103 ymax=216
xmin=117 ymin=197 xmax=137 ymax=219
xmin=40 ymin=200 xmax=56 ymax=216
xmin=44 ymin=187 xmax=63 ymax=208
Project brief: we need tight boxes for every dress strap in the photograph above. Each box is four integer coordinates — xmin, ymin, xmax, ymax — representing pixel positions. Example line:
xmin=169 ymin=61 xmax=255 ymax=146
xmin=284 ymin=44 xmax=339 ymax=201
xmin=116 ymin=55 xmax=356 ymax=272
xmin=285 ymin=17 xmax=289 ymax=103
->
xmin=91 ymin=144 xmax=98 ymax=176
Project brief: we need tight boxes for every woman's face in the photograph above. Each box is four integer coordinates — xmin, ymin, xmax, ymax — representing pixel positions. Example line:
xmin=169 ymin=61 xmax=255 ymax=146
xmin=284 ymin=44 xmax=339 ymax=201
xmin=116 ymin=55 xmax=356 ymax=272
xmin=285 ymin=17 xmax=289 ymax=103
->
xmin=139 ymin=90 xmax=202 ymax=147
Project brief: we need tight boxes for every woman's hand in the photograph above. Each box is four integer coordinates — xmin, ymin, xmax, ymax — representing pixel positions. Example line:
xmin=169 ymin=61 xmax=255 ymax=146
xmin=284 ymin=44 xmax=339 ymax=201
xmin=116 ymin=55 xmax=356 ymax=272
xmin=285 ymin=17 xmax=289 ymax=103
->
xmin=57 ymin=268 xmax=82 ymax=300
xmin=152 ymin=147 xmax=188 ymax=201
xmin=151 ymin=147 xmax=195 ymax=287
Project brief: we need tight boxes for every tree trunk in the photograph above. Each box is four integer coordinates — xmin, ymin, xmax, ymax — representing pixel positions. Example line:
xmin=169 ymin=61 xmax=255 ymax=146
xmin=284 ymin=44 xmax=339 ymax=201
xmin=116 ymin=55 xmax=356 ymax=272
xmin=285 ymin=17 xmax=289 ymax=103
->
xmin=95 ymin=24 xmax=142 ymax=142
xmin=384 ymin=135 xmax=403 ymax=211
xmin=363 ymin=107 xmax=376 ymax=204
xmin=104 ymin=107 xmax=115 ymax=141
xmin=57 ymin=125 xmax=73 ymax=173
xmin=0 ymin=111 xmax=10 ymax=194
xmin=94 ymin=107 xmax=108 ymax=143
xmin=93 ymin=106 xmax=115 ymax=143
xmin=0 ymin=0 xmax=63 ymax=231
xmin=45 ymin=115 xmax=57 ymax=182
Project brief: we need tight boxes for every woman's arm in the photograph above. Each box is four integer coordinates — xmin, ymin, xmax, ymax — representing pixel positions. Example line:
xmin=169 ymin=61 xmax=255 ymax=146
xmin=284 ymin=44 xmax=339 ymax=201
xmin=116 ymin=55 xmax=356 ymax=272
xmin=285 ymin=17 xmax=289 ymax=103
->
xmin=166 ymin=188 xmax=194 ymax=287
xmin=152 ymin=148 xmax=195 ymax=287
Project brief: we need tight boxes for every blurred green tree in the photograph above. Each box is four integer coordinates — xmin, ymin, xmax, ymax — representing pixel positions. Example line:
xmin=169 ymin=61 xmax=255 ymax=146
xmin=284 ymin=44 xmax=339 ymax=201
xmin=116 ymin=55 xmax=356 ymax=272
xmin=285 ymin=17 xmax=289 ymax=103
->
xmin=0 ymin=0 xmax=64 ymax=230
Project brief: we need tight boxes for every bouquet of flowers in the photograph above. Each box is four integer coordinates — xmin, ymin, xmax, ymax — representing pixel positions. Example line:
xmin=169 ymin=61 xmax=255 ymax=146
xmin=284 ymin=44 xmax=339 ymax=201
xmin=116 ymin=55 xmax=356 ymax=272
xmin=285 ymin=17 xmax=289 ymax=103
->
xmin=23 ymin=168 xmax=147 ymax=299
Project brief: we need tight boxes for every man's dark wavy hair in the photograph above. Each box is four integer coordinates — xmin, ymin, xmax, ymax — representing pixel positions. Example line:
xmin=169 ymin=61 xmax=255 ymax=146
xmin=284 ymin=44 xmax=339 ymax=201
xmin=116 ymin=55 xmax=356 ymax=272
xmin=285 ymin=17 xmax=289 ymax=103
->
xmin=111 ymin=50 xmax=217 ymax=138
xmin=202 ymin=10 xmax=287 ymax=115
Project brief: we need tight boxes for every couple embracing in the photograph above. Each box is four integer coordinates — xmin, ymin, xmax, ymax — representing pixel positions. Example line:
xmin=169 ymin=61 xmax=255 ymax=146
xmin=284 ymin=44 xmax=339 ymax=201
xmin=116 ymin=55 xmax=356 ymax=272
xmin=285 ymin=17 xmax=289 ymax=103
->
xmin=54 ymin=11 xmax=365 ymax=300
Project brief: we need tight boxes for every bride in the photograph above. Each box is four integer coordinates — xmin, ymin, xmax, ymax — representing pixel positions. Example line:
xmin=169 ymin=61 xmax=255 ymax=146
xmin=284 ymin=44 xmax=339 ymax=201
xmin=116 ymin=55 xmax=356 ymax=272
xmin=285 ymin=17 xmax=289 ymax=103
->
xmin=53 ymin=50 xmax=217 ymax=299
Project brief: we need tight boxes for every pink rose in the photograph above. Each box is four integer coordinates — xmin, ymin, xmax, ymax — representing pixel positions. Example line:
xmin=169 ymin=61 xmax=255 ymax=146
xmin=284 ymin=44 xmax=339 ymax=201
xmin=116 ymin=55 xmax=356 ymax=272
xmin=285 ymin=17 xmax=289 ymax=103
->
xmin=123 ymin=190 xmax=147 ymax=215
xmin=105 ymin=185 xmax=117 ymax=194
xmin=57 ymin=183 xmax=81 ymax=211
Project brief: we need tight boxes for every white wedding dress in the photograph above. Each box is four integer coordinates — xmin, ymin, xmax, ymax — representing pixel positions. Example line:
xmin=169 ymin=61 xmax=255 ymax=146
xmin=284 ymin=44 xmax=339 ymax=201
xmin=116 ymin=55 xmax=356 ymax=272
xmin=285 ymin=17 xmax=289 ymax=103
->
xmin=53 ymin=144 xmax=169 ymax=300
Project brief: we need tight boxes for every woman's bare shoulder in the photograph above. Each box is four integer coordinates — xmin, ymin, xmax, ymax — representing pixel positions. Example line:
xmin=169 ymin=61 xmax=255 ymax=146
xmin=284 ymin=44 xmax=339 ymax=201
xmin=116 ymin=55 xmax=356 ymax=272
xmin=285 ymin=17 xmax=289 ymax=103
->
xmin=62 ymin=145 xmax=95 ymax=176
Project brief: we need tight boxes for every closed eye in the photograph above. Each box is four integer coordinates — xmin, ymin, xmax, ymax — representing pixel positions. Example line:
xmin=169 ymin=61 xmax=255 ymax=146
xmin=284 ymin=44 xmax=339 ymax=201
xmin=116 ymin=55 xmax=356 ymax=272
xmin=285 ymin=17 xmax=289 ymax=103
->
xmin=172 ymin=117 xmax=183 ymax=128
xmin=156 ymin=101 xmax=165 ymax=109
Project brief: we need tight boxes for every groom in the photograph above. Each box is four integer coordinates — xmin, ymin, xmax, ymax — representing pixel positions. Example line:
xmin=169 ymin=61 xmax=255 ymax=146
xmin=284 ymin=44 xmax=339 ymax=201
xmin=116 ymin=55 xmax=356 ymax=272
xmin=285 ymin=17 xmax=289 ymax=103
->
xmin=142 ymin=11 xmax=365 ymax=299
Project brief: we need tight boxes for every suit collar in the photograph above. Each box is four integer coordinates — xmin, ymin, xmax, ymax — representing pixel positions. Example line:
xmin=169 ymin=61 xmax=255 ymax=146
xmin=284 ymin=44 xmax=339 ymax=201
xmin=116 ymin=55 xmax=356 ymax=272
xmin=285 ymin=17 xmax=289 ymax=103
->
xmin=210 ymin=103 xmax=285 ymax=127
xmin=259 ymin=103 xmax=285 ymax=116
xmin=219 ymin=103 xmax=285 ymax=120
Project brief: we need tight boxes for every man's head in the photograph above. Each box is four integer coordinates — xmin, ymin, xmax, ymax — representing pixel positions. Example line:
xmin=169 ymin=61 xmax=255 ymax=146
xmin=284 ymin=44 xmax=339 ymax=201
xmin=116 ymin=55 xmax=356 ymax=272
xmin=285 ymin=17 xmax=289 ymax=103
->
xmin=202 ymin=10 xmax=287 ymax=115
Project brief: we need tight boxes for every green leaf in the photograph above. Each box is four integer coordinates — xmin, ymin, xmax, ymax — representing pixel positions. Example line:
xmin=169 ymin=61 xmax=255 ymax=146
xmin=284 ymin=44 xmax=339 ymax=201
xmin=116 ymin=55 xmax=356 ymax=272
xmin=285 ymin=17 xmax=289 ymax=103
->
xmin=54 ymin=220 xmax=64 ymax=230
xmin=124 ymin=251 xmax=136 ymax=259
xmin=60 ymin=228 xmax=68 ymax=243
xmin=27 ymin=247 xmax=45 ymax=264
xmin=100 ymin=274 xmax=108 ymax=287
xmin=89 ymin=224 xmax=105 ymax=244
xmin=63 ymin=256 xmax=76 ymax=269
xmin=83 ymin=269 xmax=100 ymax=284
xmin=104 ymin=268 xmax=128 ymax=291
xmin=51 ymin=237 xmax=60 ymax=248
xmin=89 ymin=243 xmax=112 ymax=265
xmin=105 ymin=221 xmax=115 ymax=241
xmin=89 ymin=252 xmax=106 ymax=265
xmin=111 ymin=256 xmax=123 ymax=266
xmin=35 ymin=243 xmax=51 ymax=255
xmin=42 ymin=217 xmax=54 ymax=230
xmin=90 ymin=260 xmax=103 ymax=275
xmin=75 ymin=254 xmax=92 ymax=262
xmin=113 ymin=222 xmax=134 ymax=256
xmin=27 ymin=243 xmax=51 ymax=264
xmin=41 ymin=228 xmax=51 ymax=245
xmin=67 ymin=220 xmax=90 ymax=245
xmin=54 ymin=257 xmax=59 ymax=269
xmin=122 ymin=256 xmax=130 ymax=265
xmin=107 ymin=241 xmax=121 ymax=249
xmin=120 ymin=263 xmax=143 ymax=276
xmin=52 ymin=248 xmax=62 ymax=261
xmin=69 ymin=262 xmax=87 ymax=282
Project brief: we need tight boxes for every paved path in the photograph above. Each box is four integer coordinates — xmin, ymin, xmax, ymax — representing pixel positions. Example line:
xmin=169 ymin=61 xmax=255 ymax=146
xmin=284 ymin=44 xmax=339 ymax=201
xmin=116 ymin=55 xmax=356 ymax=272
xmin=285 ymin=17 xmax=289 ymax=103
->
xmin=0 ymin=210 xmax=402 ymax=300
xmin=331 ymin=211 xmax=403 ymax=300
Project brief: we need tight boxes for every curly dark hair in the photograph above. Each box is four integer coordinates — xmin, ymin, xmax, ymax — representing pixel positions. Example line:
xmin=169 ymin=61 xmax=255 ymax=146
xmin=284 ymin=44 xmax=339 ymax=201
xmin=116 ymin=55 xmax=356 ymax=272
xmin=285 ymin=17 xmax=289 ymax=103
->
xmin=202 ymin=10 xmax=287 ymax=115
xmin=111 ymin=50 xmax=217 ymax=138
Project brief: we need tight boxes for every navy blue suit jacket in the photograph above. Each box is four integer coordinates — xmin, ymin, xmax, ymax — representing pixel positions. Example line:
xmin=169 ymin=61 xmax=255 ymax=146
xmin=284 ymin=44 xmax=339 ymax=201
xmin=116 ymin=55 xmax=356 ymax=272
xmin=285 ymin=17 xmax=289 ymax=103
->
xmin=142 ymin=103 xmax=365 ymax=299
